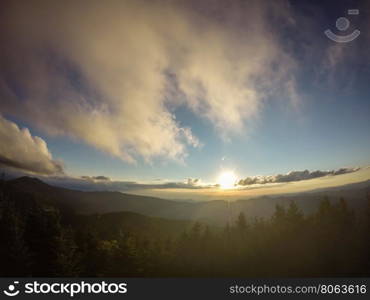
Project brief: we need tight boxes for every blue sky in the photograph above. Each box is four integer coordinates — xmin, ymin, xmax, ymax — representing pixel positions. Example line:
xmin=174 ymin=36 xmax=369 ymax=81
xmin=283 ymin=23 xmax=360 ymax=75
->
xmin=0 ymin=0 xmax=369 ymax=193
xmin=39 ymin=78 xmax=370 ymax=183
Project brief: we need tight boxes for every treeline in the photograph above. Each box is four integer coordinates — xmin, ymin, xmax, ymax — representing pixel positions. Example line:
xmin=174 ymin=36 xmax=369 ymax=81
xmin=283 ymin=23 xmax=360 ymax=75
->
xmin=0 ymin=181 xmax=369 ymax=277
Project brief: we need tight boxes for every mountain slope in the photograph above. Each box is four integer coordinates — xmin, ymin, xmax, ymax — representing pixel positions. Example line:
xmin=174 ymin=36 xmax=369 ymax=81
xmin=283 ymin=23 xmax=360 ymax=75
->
xmin=4 ymin=176 xmax=370 ymax=225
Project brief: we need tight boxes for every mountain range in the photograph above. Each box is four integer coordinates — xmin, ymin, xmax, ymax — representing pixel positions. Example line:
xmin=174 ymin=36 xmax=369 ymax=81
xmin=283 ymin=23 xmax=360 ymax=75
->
xmin=2 ymin=176 xmax=370 ymax=225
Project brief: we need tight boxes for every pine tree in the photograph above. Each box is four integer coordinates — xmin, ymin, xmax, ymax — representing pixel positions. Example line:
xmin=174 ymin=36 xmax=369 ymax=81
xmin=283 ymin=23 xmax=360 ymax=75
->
xmin=54 ymin=227 xmax=80 ymax=276
xmin=236 ymin=212 xmax=248 ymax=232
xmin=286 ymin=201 xmax=303 ymax=223
xmin=0 ymin=200 xmax=30 ymax=276
xmin=24 ymin=203 xmax=79 ymax=276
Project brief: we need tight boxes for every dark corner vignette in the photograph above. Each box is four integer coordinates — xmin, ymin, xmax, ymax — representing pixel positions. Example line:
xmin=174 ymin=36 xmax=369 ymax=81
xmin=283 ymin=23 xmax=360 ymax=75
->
xmin=0 ymin=0 xmax=370 ymax=299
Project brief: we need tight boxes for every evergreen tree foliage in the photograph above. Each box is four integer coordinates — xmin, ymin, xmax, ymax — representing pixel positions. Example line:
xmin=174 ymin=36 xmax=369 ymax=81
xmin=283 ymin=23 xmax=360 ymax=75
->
xmin=0 ymin=179 xmax=370 ymax=277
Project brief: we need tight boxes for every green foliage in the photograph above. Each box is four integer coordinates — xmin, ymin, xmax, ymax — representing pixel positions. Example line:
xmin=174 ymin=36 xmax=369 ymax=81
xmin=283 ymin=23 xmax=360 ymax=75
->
xmin=0 ymin=180 xmax=370 ymax=277
xmin=0 ymin=199 xmax=30 ymax=276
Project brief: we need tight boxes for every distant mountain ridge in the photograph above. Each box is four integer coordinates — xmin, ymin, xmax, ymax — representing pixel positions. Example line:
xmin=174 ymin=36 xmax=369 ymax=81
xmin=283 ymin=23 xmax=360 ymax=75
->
xmin=3 ymin=176 xmax=370 ymax=225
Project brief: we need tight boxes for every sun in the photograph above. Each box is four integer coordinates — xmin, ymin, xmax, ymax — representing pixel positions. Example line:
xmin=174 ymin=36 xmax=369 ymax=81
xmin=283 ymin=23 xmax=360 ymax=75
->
xmin=217 ymin=171 xmax=237 ymax=189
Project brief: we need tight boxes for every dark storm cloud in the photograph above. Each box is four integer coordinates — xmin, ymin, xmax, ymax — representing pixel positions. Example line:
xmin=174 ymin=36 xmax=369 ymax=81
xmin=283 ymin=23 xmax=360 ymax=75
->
xmin=237 ymin=168 xmax=360 ymax=186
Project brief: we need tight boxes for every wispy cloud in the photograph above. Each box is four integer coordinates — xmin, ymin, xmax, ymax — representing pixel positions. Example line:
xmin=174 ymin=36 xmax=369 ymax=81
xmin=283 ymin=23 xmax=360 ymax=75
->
xmin=0 ymin=0 xmax=299 ymax=163
xmin=81 ymin=175 xmax=111 ymax=182
xmin=0 ymin=115 xmax=63 ymax=175
xmin=42 ymin=175 xmax=207 ymax=192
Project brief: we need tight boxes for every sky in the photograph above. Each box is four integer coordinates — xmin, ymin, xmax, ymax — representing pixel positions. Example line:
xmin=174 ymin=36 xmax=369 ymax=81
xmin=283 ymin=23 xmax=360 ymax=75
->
xmin=0 ymin=0 xmax=369 ymax=199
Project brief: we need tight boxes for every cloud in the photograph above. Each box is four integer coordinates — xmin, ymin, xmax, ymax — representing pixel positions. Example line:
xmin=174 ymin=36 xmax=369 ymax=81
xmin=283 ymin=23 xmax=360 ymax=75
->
xmin=81 ymin=175 xmax=111 ymax=182
xmin=0 ymin=115 xmax=63 ymax=175
xmin=186 ymin=178 xmax=200 ymax=186
xmin=0 ymin=0 xmax=299 ymax=163
xmin=237 ymin=167 xmax=360 ymax=186
xmin=41 ymin=175 xmax=208 ymax=192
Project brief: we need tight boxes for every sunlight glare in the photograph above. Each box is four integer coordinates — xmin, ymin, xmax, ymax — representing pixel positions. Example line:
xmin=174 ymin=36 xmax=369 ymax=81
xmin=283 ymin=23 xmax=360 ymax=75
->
xmin=218 ymin=171 xmax=237 ymax=189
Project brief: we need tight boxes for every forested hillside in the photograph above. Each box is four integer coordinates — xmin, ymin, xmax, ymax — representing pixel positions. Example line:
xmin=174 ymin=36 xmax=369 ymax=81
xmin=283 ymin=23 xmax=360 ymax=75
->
xmin=1 ymin=177 xmax=370 ymax=277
